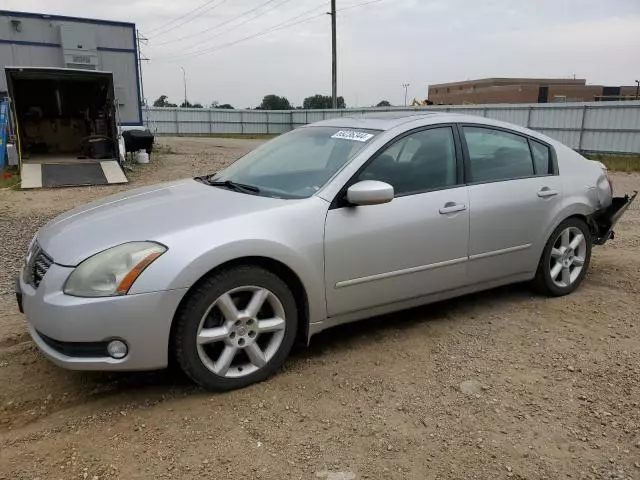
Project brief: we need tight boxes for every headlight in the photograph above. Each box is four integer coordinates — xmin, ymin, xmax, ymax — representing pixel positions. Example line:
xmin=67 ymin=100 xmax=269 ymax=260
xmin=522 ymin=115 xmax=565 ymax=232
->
xmin=64 ymin=242 xmax=167 ymax=297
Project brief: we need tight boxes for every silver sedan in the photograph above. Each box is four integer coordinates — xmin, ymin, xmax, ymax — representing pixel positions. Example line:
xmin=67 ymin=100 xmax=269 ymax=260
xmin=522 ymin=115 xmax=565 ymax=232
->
xmin=17 ymin=113 xmax=636 ymax=390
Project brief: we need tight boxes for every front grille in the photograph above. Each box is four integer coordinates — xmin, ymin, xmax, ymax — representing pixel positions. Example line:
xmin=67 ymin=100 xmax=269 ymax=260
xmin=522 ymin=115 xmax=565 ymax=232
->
xmin=26 ymin=244 xmax=54 ymax=288
xmin=37 ymin=331 xmax=108 ymax=358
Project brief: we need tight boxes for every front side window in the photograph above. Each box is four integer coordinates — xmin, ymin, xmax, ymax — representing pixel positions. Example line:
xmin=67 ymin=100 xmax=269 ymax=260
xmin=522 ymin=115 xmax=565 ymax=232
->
xmin=358 ymin=127 xmax=458 ymax=196
xmin=463 ymin=126 xmax=534 ymax=183
xmin=213 ymin=126 xmax=380 ymax=198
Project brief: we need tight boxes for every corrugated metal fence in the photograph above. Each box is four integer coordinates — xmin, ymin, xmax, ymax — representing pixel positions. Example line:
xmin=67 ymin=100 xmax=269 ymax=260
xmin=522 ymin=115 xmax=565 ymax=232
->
xmin=144 ymin=101 xmax=640 ymax=154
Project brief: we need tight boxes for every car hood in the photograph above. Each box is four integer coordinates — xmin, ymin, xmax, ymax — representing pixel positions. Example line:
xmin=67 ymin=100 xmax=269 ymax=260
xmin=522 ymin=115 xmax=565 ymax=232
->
xmin=38 ymin=179 xmax=291 ymax=265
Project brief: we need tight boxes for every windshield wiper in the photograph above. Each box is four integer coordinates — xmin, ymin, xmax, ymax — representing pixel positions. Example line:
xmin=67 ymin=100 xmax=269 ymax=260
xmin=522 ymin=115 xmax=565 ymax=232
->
xmin=201 ymin=178 xmax=260 ymax=194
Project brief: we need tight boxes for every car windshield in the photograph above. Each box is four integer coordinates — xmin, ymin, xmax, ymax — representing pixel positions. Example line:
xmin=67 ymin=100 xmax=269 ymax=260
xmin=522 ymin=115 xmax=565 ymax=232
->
xmin=209 ymin=126 xmax=381 ymax=199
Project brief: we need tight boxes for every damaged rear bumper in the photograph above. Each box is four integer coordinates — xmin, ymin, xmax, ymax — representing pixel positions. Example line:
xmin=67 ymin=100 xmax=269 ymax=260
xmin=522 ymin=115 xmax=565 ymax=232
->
xmin=591 ymin=191 xmax=637 ymax=245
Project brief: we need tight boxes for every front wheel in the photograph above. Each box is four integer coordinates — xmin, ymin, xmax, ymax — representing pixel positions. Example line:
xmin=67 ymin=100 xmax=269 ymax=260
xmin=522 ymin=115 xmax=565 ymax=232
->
xmin=173 ymin=266 xmax=298 ymax=391
xmin=533 ymin=218 xmax=592 ymax=296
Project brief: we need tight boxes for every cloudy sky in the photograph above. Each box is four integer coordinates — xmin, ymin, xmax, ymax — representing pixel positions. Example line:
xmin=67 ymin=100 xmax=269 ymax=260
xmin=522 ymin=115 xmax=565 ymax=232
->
xmin=4 ymin=0 xmax=640 ymax=107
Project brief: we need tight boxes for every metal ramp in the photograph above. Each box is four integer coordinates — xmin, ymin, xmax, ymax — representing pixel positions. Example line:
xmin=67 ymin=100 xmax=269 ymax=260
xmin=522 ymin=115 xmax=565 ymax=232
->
xmin=21 ymin=160 xmax=128 ymax=189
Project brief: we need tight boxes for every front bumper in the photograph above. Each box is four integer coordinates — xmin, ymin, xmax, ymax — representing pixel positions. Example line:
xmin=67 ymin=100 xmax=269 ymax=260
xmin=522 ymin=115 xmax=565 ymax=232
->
xmin=18 ymin=263 xmax=187 ymax=371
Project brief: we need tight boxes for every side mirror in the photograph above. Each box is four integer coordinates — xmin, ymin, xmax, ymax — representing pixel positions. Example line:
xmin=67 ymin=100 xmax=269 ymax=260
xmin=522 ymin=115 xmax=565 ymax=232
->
xmin=346 ymin=180 xmax=394 ymax=206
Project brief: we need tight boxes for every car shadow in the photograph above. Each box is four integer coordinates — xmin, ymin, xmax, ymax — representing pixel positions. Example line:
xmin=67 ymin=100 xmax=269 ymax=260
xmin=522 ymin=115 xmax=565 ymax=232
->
xmin=63 ymin=282 xmax=533 ymax=397
xmin=293 ymin=282 xmax=532 ymax=360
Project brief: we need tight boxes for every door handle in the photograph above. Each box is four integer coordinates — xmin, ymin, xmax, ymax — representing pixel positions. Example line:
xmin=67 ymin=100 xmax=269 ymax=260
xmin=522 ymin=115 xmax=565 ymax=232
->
xmin=538 ymin=187 xmax=559 ymax=198
xmin=439 ymin=202 xmax=467 ymax=214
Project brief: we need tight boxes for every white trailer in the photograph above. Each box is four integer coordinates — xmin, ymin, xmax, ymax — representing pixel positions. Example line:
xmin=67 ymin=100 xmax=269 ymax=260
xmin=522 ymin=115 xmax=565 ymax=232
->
xmin=0 ymin=10 xmax=143 ymax=187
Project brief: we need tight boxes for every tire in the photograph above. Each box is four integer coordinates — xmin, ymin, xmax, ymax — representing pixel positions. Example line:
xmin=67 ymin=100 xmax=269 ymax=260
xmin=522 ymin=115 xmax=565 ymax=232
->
xmin=173 ymin=266 xmax=298 ymax=391
xmin=533 ymin=217 xmax=592 ymax=296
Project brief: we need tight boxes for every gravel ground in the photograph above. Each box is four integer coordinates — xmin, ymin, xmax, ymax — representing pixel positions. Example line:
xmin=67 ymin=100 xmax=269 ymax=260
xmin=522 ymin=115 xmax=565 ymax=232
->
xmin=0 ymin=137 xmax=639 ymax=479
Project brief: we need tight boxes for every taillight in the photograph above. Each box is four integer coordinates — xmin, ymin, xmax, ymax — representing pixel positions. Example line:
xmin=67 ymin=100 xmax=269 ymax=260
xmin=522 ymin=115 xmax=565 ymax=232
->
xmin=595 ymin=161 xmax=613 ymax=194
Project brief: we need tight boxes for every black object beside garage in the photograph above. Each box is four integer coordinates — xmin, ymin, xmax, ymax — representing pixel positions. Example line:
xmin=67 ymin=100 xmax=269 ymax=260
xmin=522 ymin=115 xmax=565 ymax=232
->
xmin=122 ymin=129 xmax=154 ymax=154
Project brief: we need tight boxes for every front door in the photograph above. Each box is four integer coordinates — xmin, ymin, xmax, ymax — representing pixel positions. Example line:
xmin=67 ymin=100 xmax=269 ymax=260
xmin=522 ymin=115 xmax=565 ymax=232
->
xmin=324 ymin=126 xmax=469 ymax=317
xmin=460 ymin=125 xmax=563 ymax=283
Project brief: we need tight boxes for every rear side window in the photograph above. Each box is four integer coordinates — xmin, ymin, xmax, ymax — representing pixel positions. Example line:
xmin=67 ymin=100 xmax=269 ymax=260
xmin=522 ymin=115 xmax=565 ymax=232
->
xmin=463 ymin=127 xmax=534 ymax=183
xmin=530 ymin=139 xmax=553 ymax=175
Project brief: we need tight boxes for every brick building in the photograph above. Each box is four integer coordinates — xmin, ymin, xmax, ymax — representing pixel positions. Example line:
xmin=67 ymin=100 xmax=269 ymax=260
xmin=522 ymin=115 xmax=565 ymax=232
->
xmin=428 ymin=78 xmax=639 ymax=105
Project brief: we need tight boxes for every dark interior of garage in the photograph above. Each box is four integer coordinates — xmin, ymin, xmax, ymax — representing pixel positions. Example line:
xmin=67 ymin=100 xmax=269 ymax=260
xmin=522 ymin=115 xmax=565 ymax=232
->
xmin=9 ymin=71 xmax=118 ymax=162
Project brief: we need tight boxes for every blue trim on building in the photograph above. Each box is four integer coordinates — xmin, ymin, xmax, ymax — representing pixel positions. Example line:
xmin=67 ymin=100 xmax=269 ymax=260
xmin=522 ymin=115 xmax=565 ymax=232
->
xmin=0 ymin=38 xmax=59 ymax=48
xmin=0 ymin=39 xmax=136 ymax=53
xmin=0 ymin=10 xmax=135 ymax=28
xmin=98 ymin=46 xmax=136 ymax=53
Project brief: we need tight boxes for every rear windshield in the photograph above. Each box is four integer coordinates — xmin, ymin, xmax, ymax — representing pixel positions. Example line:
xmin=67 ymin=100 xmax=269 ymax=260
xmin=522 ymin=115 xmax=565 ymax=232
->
xmin=213 ymin=126 xmax=380 ymax=198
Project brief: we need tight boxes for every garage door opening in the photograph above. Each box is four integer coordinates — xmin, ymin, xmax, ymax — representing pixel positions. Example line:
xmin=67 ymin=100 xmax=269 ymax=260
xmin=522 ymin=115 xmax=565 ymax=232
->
xmin=6 ymin=67 xmax=127 ymax=188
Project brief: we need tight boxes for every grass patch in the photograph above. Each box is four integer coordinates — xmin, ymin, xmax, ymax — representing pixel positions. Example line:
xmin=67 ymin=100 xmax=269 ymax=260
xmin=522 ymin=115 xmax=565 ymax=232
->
xmin=153 ymin=144 xmax=175 ymax=155
xmin=0 ymin=169 xmax=20 ymax=189
xmin=586 ymin=154 xmax=640 ymax=173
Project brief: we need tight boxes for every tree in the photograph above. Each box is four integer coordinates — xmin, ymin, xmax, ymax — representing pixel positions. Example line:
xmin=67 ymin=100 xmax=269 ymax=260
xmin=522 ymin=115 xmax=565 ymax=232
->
xmin=211 ymin=101 xmax=234 ymax=109
xmin=180 ymin=101 xmax=203 ymax=108
xmin=376 ymin=100 xmax=391 ymax=107
xmin=258 ymin=94 xmax=292 ymax=110
xmin=153 ymin=95 xmax=177 ymax=107
xmin=303 ymin=94 xmax=346 ymax=109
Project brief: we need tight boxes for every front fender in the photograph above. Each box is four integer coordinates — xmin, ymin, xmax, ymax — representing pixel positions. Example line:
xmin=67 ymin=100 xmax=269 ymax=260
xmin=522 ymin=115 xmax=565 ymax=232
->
xmin=175 ymin=240 xmax=324 ymax=314
xmin=128 ymin=199 xmax=329 ymax=326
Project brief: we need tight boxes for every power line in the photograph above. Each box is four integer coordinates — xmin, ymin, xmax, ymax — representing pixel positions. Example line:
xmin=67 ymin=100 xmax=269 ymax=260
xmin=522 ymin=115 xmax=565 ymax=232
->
xmin=159 ymin=14 xmax=322 ymax=61
xmin=153 ymin=0 xmax=388 ymax=62
xmin=156 ymin=0 xmax=296 ymax=45
xmin=155 ymin=12 xmax=324 ymax=62
xmin=156 ymin=0 xmax=325 ymax=46
xmin=156 ymin=0 xmax=291 ymax=49
xmin=145 ymin=0 xmax=229 ymax=37
xmin=340 ymin=0 xmax=386 ymax=11
xmin=145 ymin=0 xmax=225 ymax=36
xmin=155 ymin=2 xmax=332 ymax=61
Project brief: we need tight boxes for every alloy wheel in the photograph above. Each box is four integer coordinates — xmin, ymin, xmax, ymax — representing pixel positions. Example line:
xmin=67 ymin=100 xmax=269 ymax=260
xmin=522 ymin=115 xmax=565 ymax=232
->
xmin=196 ymin=286 xmax=286 ymax=378
xmin=549 ymin=226 xmax=587 ymax=288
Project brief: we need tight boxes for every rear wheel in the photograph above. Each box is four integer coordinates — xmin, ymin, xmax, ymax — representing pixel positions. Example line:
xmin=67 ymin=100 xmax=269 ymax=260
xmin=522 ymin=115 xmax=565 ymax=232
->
xmin=533 ymin=218 xmax=592 ymax=296
xmin=173 ymin=266 xmax=298 ymax=391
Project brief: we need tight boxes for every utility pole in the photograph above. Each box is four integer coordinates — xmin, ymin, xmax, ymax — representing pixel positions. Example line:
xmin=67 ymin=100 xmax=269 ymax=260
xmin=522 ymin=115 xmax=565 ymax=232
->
xmin=330 ymin=0 xmax=337 ymax=109
xmin=180 ymin=66 xmax=188 ymax=107
xmin=403 ymin=83 xmax=410 ymax=106
xmin=136 ymin=30 xmax=149 ymax=114
xmin=136 ymin=29 xmax=149 ymax=104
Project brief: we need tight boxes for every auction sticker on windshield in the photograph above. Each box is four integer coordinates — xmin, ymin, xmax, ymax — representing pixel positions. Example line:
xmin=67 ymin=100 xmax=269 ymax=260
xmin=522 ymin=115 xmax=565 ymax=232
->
xmin=331 ymin=130 xmax=375 ymax=142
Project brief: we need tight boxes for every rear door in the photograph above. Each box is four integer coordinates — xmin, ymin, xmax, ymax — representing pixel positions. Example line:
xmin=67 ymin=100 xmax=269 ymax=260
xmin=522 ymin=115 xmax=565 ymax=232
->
xmin=460 ymin=125 xmax=562 ymax=284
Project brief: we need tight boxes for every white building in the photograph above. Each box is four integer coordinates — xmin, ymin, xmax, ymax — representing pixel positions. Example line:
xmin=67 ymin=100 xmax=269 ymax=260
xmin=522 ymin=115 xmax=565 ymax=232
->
xmin=0 ymin=9 xmax=142 ymax=125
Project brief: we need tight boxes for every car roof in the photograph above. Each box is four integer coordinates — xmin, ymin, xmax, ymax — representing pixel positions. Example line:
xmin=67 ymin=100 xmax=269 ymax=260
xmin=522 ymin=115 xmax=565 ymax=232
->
xmin=307 ymin=111 xmax=560 ymax=147
xmin=308 ymin=111 xmax=442 ymax=131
